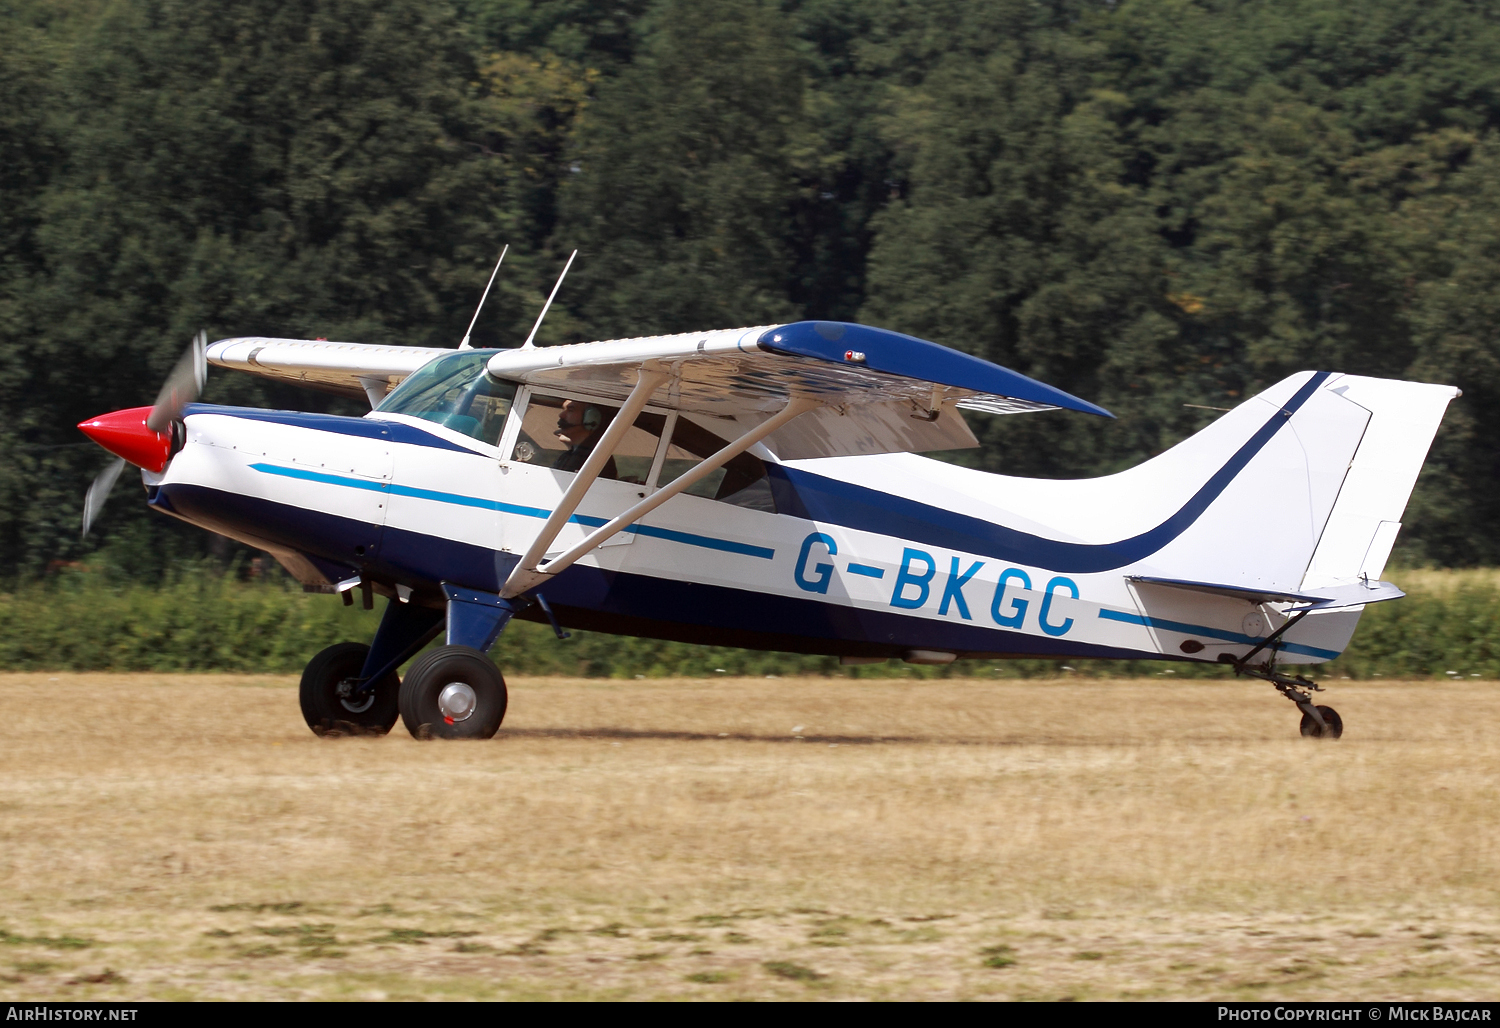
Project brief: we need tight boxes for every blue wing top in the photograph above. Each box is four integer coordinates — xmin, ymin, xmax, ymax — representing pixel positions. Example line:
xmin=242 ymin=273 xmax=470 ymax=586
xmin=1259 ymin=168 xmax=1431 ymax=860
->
xmin=759 ymin=322 xmax=1113 ymax=418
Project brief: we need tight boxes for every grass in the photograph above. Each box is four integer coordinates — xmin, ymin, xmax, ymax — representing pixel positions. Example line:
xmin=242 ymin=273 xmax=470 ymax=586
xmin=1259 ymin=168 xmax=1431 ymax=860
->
xmin=0 ymin=672 xmax=1498 ymax=1000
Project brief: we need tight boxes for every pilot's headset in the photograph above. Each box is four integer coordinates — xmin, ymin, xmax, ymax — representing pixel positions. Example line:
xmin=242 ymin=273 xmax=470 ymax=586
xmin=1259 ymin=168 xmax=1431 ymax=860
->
xmin=581 ymin=406 xmax=603 ymax=431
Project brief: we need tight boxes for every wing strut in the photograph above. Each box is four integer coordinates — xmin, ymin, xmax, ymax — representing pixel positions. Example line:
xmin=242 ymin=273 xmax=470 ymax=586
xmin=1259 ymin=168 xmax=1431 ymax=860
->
xmin=503 ymin=367 xmax=670 ymax=595
xmin=502 ymin=394 xmax=820 ymax=598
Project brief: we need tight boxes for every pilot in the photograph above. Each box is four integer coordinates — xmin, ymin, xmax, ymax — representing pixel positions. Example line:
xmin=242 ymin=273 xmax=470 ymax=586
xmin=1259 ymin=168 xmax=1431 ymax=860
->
xmin=553 ymin=399 xmax=618 ymax=478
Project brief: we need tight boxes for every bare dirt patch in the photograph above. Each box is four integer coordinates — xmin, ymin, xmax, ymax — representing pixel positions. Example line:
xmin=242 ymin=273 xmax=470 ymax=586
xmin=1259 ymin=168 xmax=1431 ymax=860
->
xmin=0 ymin=672 xmax=1497 ymax=1000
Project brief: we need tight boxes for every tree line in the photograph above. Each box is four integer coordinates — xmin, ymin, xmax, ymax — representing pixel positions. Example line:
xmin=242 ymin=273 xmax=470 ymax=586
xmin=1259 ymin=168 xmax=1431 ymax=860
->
xmin=4 ymin=0 xmax=1500 ymax=579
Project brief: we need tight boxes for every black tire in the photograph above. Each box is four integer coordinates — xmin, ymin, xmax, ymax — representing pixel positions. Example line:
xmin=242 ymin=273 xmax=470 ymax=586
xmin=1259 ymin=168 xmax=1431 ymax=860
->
xmin=1299 ymin=705 xmax=1344 ymax=739
xmin=399 ymin=645 xmax=508 ymax=740
xmin=299 ymin=641 xmax=400 ymax=736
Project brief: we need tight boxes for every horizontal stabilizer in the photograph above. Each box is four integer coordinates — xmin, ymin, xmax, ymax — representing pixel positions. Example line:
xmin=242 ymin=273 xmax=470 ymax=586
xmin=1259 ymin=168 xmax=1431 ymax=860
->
xmin=1129 ymin=575 xmax=1404 ymax=611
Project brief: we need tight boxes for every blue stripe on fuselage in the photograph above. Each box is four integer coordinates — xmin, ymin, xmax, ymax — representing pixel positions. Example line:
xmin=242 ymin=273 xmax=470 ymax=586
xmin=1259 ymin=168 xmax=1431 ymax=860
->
xmin=1096 ymin=607 xmax=1339 ymax=661
xmin=247 ymin=462 xmax=776 ymax=560
xmin=154 ymin=481 xmax=1166 ymax=661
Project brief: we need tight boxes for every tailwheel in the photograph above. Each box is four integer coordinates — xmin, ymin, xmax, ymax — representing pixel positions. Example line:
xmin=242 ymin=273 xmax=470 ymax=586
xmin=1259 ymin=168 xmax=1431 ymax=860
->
xmin=1299 ymin=705 xmax=1343 ymax=739
xmin=399 ymin=645 xmax=508 ymax=740
xmin=1233 ymin=661 xmax=1345 ymax=740
xmin=299 ymin=641 xmax=401 ymax=736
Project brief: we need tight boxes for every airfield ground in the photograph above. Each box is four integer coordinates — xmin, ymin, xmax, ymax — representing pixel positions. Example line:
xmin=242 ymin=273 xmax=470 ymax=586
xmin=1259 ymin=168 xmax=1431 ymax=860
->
xmin=0 ymin=672 xmax=1496 ymax=1001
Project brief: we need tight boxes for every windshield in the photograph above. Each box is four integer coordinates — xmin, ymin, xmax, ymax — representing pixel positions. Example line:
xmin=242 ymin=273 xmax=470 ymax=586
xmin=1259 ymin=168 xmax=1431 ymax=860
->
xmin=375 ymin=350 xmax=517 ymax=446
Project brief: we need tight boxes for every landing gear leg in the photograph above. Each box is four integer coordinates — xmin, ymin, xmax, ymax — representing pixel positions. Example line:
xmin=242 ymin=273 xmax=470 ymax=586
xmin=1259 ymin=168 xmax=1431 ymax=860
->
xmin=396 ymin=583 xmax=527 ymax=740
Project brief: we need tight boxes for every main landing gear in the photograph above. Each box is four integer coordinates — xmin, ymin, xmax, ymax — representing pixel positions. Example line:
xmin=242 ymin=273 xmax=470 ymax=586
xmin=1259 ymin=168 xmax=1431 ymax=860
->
xmin=299 ymin=581 xmax=526 ymax=741
xmin=399 ymin=645 xmax=508 ymax=739
xmin=299 ymin=641 xmax=401 ymax=735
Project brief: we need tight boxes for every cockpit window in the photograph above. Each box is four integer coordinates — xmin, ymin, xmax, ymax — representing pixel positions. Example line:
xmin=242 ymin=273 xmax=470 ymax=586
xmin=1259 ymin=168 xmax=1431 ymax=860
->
xmin=510 ymin=393 xmax=665 ymax=484
xmin=507 ymin=393 xmax=776 ymax=512
xmin=376 ymin=350 xmax=517 ymax=446
xmin=658 ymin=417 xmax=776 ymax=512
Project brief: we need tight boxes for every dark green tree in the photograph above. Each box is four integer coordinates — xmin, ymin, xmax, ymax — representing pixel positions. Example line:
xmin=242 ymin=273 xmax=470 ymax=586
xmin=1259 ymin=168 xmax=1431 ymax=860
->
xmin=553 ymin=0 xmax=822 ymax=337
xmin=0 ymin=0 xmax=547 ymax=576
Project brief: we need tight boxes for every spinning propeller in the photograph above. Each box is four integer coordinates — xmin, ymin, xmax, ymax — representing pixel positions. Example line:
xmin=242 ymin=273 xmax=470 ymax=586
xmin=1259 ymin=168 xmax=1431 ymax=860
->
xmin=77 ymin=331 xmax=208 ymax=537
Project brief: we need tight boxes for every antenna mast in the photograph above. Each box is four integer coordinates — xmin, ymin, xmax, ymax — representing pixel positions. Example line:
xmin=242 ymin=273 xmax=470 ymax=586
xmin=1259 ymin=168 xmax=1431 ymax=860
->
xmin=458 ymin=244 xmax=509 ymax=349
xmin=520 ymin=249 xmax=577 ymax=350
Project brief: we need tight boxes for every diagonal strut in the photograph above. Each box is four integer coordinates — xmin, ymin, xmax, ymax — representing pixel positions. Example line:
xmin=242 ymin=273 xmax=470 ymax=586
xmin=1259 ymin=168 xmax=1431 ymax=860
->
xmin=501 ymin=367 xmax=669 ymax=598
xmin=502 ymin=395 xmax=820 ymax=598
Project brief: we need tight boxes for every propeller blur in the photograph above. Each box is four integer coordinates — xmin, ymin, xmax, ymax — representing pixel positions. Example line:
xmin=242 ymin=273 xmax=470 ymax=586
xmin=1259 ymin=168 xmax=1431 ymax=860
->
xmin=76 ymin=331 xmax=206 ymax=536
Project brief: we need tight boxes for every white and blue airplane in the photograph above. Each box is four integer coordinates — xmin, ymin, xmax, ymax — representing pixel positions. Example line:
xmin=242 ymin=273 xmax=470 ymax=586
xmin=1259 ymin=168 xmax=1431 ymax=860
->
xmin=77 ymin=311 xmax=1458 ymax=740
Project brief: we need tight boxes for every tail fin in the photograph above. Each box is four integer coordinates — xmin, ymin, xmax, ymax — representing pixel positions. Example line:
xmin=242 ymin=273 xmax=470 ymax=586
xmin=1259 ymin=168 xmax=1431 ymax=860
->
xmin=1122 ymin=372 xmax=1456 ymax=591
xmin=1123 ymin=371 xmax=1457 ymax=663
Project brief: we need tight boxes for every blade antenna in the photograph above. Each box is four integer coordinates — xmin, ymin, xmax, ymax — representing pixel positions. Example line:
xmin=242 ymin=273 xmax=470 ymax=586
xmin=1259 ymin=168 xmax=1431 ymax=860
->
xmin=520 ymin=249 xmax=577 ymax=350
xmin=458 ymin=244 xmax=509 ymax=350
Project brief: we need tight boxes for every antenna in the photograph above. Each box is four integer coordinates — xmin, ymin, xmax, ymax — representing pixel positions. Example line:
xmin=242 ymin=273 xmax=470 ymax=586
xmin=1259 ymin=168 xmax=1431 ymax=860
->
xmin=458 ymin=244 xmax=509 ymax=349
xmin=520 ymin=249 xmax=577 ymax=350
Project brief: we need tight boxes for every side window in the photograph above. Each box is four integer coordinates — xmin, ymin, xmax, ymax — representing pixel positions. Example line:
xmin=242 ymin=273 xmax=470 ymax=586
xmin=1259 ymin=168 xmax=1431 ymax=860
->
xmin=658 ymin=417 xmax=776 ymax=513
xmin=510 ymin=393 xmax=666 ymax=485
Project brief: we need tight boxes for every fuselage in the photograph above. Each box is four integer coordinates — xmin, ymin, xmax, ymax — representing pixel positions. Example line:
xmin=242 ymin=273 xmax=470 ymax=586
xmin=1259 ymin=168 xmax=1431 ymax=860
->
xmin=144 ymin=392 xmax=1355 ymax=665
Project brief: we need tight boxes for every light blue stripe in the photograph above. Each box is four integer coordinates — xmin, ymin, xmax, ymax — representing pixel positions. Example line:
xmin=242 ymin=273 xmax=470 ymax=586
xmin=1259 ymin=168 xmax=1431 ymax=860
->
xmin=393 ymin=481 xmax=549 ymax=519
xmin=254 ymin=463 xmax=391 ymax=493
xmin=249 ymin=463 xmax=775 ymax=561
xmin=846 ymin=562 xmax=885 ymax=579
xmin=636 ymin=524 xmax=774 ymax=559
xmin=1097 ymin=607 xmax=1340 ymax=661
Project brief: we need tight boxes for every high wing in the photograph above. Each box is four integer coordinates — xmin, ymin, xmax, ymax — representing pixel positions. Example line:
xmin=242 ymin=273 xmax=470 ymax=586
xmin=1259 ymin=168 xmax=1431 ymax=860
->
xmin=484 ymin=321 xmax=1109 ymax=460
xmin=207 ymin=320 xmax=1110 ymax=459
xmin=205 ymin=337 xmax=454 ymax=405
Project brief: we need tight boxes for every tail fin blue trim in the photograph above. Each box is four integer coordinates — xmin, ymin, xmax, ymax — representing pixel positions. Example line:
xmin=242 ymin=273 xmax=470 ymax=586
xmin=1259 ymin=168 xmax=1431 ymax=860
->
xmin=770 ymin=372 xmax=1331 ymax=574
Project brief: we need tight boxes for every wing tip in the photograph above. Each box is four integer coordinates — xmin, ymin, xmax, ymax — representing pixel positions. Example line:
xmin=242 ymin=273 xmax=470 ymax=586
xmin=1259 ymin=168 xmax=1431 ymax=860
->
xmin=760 ymin=321 xmax=1114 ymax=418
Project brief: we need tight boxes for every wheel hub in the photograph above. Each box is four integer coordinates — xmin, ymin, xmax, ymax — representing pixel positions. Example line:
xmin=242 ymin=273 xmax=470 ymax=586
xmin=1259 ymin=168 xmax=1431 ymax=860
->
xmin=335 ymin=678 xmax=376 ymax=714
xmin=437 ymin=681 xmax=477 ymax=722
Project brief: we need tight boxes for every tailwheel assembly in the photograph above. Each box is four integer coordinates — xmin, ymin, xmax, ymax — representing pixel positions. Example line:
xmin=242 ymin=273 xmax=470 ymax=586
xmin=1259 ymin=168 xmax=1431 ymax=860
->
xmin=1234 ymin=662 xmax=1344 ymax=740
xmin=1227 ymin=608 xmax=1343 ymax=739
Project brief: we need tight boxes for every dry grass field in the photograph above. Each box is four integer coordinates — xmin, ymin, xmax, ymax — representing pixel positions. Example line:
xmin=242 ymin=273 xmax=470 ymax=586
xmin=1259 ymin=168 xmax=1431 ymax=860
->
xmin=1 ymin=671 xmax=1498 ymax=1001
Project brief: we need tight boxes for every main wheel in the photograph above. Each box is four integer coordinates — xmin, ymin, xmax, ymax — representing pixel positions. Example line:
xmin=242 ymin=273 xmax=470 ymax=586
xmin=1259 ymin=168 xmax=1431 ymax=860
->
xmin=299 ymin=641 xmax=400 ymax=736
xmin=399 ymin=645 xmax=508 ymax=739
xmin=1299 ymin=705 xmax=1343 ymax=739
